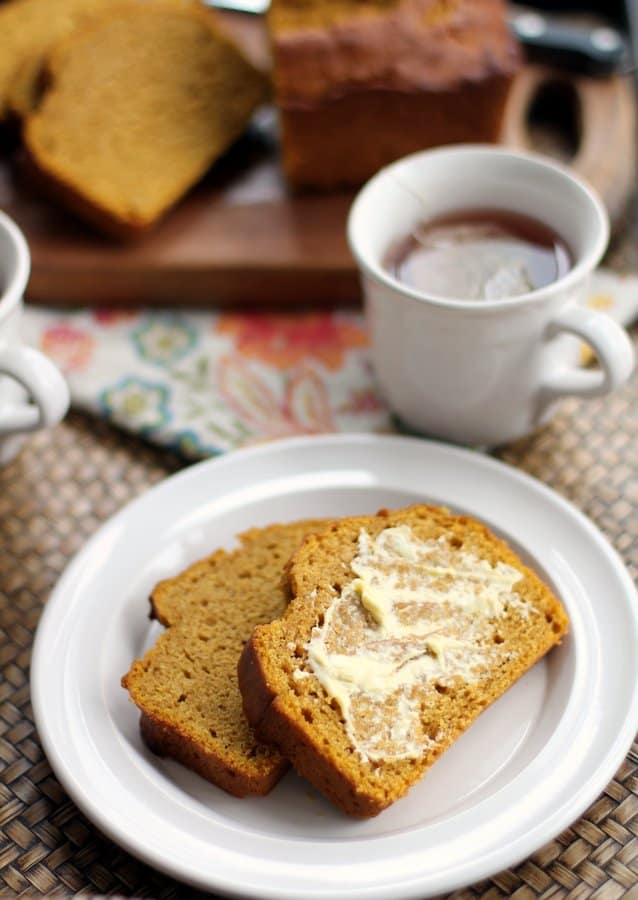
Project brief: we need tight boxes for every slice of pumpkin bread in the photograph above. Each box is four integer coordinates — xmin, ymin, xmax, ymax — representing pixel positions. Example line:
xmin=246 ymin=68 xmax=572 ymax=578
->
xmin=23 ymin=2 xmax=269 ymax=238
xmin=122 ymin=519 xmax=326 ymax=797
xmin=238 ymin=504 xmax=569 ymax=816
xmin=0 ymin=0 xmax=115 ymax=120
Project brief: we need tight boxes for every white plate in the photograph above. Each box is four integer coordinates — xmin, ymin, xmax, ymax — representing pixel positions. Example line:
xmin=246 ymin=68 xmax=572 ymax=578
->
xmin=31 ymin=434 xmax=638 ymax=899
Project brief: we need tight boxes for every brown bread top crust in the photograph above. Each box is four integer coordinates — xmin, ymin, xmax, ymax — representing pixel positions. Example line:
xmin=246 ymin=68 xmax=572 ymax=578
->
xmin=268 ymin=0 xmax=520 ymax=108
xmin=23 ymin=1 xmax=268 ymax=238
xmin=238 ymin=504 xmax=569 ymax=817
xmin=122 ymin=520 xmax=326 ymax=798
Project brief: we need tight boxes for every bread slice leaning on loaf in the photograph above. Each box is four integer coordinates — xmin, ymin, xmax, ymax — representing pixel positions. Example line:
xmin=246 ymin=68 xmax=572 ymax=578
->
xmin=122 ymin=519 xmax=326 ymax=797
xmin=23 ymin=1 xmax=269 ymax=238
xmin=238 ymin=504 xmax=569 ymax=817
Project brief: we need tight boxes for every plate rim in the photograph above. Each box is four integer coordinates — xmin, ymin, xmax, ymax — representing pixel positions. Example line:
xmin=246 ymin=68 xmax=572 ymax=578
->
xmin=31 ymin=433 xmax=638 ymax=899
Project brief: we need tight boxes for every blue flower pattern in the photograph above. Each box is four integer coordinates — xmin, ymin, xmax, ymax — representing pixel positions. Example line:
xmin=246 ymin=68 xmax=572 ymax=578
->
xmin=132 ymin=317 xmax=198 ymax=367
xmin=99 ymin=376 xmax=172 ymax=432
xmin=172 ymin=430 xmax=223 ymax=459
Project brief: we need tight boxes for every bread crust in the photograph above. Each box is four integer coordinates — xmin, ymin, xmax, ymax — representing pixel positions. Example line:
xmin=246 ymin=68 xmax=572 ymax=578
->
xmin=22 ymin=146 xmax=150 ymax=240
xmin=139 ymin=711 xmax=288 ymax=797
xmin=269 ymin=0 xmax=520 ymax=105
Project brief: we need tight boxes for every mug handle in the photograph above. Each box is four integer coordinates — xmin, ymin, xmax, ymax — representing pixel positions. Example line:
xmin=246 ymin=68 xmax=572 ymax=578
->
xmin=539 ymin=305 xmax=635 ymax=403
xmin=0 ymin=344 xmax=70 ymax=435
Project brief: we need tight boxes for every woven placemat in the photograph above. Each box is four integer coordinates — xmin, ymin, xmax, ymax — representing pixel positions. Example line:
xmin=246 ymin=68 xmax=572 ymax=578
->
xmin=1 ymin=324 xmax=637 ymax=899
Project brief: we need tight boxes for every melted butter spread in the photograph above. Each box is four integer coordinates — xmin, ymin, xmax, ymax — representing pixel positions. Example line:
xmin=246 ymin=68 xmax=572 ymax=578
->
xmin=306 ymin=525 xmax=527 ymax=762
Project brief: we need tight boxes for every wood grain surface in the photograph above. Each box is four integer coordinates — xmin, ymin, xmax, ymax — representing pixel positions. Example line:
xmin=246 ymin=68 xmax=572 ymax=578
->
xmin=0 ymin=12 xmax=635 ymax=308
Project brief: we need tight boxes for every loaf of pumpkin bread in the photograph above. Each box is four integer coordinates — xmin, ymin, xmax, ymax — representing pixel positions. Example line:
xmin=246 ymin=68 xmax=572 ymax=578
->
xmin=268 ymin=0 xmax=521 ymax=188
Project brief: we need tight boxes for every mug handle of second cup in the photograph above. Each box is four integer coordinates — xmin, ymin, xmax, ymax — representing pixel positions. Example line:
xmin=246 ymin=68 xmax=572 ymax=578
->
xmin=539 ymin=305 xmax=635 ymax=404
xmin=0 ymin=344 xmax=70 ymax=435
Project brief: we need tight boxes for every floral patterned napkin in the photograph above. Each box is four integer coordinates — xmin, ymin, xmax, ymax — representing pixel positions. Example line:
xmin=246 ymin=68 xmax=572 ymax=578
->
xmin=21 ymin=269 xmax=638 ymax=459
xmin=21 ymin=307 xmax=391 ymax=458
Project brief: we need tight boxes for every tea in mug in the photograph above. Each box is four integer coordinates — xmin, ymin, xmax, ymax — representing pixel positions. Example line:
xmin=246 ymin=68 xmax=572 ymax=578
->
xmin=385 ymin=208 xmax=572 ymax=301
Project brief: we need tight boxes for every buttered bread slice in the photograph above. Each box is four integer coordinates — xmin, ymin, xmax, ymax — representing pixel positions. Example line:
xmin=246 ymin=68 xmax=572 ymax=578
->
xmin=122 ymin=519 xmax=326 ymax=797
xmin=238 ymin=505 xmax=569 ymax=817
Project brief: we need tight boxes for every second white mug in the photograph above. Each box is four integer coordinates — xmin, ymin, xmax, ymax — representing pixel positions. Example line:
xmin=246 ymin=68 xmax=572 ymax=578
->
xmin=0 ymin=210 xmax=69 ymax=464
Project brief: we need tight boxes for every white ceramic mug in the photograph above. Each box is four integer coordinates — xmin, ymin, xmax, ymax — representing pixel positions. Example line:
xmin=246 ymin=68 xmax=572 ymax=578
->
xmin=0 ymin=210 xmax=69 ymax=464
xmin=347 ymin=146 xmax=635 ymax=446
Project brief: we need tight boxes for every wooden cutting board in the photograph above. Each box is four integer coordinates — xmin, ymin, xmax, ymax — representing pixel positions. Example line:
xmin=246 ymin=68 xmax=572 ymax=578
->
xmin=0 ymin=14 xmax=635 ymax=307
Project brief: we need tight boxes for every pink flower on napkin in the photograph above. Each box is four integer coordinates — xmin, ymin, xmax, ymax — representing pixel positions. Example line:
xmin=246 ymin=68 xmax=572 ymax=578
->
xmin=217 ymin=356 xmax=335 ymax=438
xmin=41 ymin=324 xmax=95 ymax=372
xmin=338 ymin=388 xmax=385 ymax=415
xmin=215 ymin=313 xmax=368 ymax=372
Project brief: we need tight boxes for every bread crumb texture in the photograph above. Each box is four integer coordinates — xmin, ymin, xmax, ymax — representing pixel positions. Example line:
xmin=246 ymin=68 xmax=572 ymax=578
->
xmin=23 ymin=1 xmax=268 ymax=235
xmin=122 ymin=519 xmax=326 ymax=797
xmin=239 ymin=504 xmax=569 ymax=816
